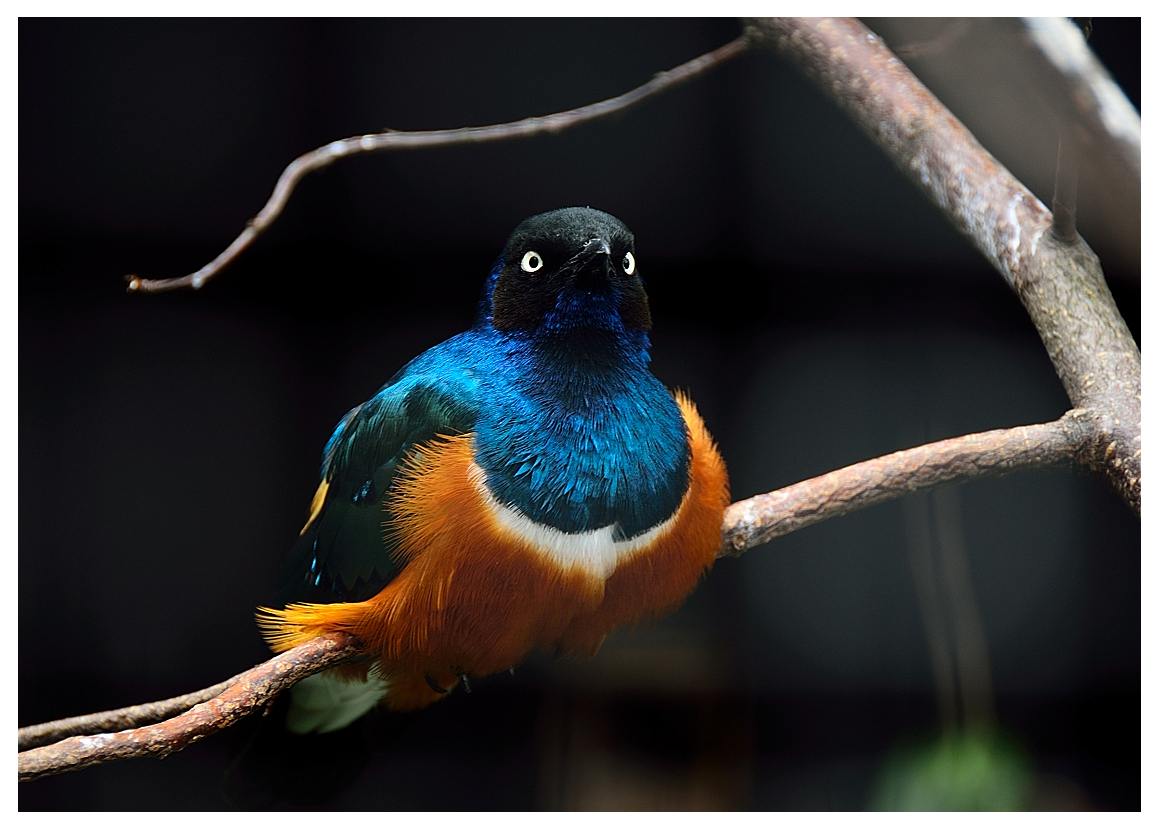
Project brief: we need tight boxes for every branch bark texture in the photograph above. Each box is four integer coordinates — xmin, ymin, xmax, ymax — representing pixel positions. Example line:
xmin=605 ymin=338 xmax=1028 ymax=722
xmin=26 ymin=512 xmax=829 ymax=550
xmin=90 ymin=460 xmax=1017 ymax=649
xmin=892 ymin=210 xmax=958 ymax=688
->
xmin=745 ymin=17 xmax=1139 ymax=511
xmin=719 ymin=417 xmax=1079 ymax=556
xmin=18 ymin=676 xmax=238 ymax=752
xmin=18 ymin=633 xmax=362 ymax=782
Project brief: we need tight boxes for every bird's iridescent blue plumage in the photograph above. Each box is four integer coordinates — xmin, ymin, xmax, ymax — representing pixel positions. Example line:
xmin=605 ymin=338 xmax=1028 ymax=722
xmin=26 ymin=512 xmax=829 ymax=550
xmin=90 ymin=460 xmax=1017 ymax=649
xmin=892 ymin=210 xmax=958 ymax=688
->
xmin=473 ymin=326 xmax=688 ymax=539
xmin=279 ymin=207 xmax=690 ymax=605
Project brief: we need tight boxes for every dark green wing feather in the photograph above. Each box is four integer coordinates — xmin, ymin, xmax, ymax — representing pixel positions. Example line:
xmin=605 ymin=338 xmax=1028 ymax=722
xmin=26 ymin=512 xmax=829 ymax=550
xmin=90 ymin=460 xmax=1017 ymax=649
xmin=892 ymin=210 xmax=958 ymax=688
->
xmin=278 ymin=352 xmax=482 ymax=604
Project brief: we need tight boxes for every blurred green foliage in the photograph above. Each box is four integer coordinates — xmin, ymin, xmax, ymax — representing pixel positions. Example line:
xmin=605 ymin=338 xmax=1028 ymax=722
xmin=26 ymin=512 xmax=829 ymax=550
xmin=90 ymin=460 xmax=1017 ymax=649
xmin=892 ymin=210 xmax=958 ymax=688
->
xmin=868 ymin=726 xmax=1035 ymax=811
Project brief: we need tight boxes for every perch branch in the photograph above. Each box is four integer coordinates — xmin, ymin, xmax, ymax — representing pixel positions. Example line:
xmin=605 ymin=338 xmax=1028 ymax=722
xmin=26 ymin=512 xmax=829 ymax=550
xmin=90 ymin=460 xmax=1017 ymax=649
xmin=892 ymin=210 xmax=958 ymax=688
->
xmin=719 ymin=415 xmax=1079 ymax=556
xmin=745 ymin=17 xmax=1139 ymax=511
xmin=19 ymin=675 xmax=240 ymax=752
xmin=19 ymin=412 xmax=1089 ymax=779
xmin=18 ymin=633 xmax=362 ymax=782
xmin=125 ymin=33 xmax=751 ymax=294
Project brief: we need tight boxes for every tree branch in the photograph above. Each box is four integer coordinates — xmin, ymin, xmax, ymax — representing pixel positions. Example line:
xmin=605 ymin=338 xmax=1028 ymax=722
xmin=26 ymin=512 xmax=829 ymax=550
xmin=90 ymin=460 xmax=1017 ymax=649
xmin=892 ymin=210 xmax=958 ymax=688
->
xmin=18 ymin=633 xmax=363 ymax=782
xmin=719 ymin=415 xmax=1079 ymax=556
xmin=17 ymin=413 xmax=1089 ymax=780
xmin=1020 ymin=17 xmax=1140 ymax=181
xmin=124 ymin=33 xmax=751 ymax=294
xmin=18 ymin=676 xmax=239 ymax=752
xmin=745 ymin=17 xmax=1139 ymax=511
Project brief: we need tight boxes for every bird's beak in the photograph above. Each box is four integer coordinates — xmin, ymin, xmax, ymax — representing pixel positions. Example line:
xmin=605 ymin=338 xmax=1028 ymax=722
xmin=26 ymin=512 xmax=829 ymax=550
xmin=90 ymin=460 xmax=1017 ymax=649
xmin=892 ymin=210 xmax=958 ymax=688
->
xmin=582 ymin=238 xmax=612 ymax=257
xmin=575 ymin=238 xmax=612 ymax=284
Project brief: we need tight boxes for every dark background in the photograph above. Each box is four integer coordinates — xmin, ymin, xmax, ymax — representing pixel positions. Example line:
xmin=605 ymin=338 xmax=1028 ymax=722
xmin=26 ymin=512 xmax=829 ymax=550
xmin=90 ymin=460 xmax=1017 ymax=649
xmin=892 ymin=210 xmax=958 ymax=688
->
xmin=20 ymin=18 xmax=1139 ymax=810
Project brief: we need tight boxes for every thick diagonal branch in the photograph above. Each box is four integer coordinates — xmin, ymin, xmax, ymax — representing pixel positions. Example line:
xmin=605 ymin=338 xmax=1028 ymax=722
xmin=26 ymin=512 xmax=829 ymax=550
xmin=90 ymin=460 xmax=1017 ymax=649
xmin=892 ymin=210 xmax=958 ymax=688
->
xmin=745 ymin=17 xmax=1139 ymax=511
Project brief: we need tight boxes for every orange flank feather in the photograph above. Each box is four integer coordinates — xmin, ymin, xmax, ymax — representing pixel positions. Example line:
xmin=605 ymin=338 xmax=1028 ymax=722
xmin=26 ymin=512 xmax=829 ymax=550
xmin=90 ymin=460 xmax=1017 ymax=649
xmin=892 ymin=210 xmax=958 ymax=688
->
xmin=258 ymin=392 xmax=728 ymax=711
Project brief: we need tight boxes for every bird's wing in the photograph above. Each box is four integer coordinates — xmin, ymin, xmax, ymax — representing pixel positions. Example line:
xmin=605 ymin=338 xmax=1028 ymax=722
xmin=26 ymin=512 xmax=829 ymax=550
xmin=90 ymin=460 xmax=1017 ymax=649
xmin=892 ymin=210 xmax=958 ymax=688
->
xmin=278 ymin=359 xmax=482 ymax=604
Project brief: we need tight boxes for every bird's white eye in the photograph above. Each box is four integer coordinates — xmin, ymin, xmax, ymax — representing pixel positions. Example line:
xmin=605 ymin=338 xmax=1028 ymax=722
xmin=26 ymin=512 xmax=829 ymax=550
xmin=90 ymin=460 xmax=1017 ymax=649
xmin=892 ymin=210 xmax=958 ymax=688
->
xmin=521 ymin=251 xmax=544 ymax=273
xmin=622 ymin=252 xmax=636 ymax=275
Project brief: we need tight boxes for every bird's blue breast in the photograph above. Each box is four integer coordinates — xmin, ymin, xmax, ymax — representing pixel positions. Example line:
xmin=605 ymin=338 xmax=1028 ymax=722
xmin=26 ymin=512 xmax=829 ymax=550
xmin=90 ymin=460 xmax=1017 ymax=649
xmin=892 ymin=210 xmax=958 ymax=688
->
xmin=470 ymin=326 xmax=691 ymax=540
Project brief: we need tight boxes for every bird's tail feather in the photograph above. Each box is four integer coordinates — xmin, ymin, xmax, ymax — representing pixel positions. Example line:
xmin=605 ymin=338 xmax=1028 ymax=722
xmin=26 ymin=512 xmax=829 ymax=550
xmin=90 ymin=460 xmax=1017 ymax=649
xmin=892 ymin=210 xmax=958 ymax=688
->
xmin=256 ymin=601 xmax=368 ymax=652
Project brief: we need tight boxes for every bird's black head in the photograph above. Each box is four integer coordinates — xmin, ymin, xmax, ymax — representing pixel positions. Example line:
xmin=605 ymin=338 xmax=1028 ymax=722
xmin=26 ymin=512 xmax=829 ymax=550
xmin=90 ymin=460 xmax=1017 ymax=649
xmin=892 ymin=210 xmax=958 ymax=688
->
xmin=487 ymin=207 xmax=651 ymax=334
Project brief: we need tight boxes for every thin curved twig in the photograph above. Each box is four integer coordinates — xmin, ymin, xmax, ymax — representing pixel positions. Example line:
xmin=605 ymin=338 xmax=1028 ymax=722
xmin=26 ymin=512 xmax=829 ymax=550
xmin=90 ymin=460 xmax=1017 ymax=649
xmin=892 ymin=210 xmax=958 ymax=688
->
xmin=125 ymin=33 xmax=751 ymax=294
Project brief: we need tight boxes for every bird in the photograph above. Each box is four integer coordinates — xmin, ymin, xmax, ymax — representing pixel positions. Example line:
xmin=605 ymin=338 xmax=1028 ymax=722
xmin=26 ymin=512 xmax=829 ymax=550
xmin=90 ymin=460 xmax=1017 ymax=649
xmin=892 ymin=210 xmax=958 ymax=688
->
xmin=258 ymin=207 xmax=729 ymax=733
